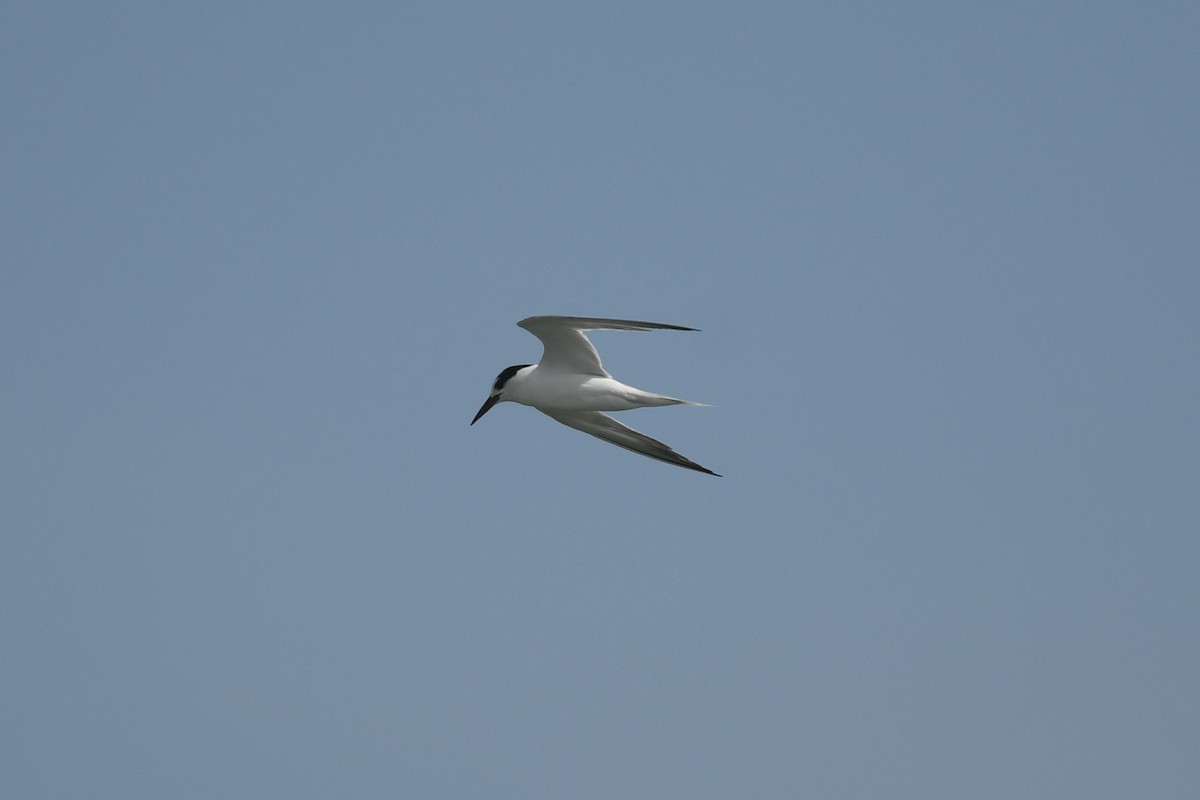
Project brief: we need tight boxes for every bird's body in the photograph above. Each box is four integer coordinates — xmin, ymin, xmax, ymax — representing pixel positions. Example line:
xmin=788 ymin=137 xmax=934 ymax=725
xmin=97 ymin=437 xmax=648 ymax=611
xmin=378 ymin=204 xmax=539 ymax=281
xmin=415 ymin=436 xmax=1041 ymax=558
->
xmin=498 ymin=369 xmax=691 ymax=412
xmin=471 ymin=316 xmax=720 ymax=476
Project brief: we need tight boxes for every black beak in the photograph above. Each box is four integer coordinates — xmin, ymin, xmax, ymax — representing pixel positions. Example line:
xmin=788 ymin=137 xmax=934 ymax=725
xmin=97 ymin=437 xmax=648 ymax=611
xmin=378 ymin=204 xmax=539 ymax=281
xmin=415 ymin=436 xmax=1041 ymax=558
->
xmin=471 ymin=395 xmax=499 ymax=425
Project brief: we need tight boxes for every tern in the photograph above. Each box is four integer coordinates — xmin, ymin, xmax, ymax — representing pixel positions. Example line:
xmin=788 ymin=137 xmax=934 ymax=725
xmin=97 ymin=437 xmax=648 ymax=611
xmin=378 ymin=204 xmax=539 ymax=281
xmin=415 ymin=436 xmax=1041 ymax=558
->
xmin=471 ymin=316 xmax=720 ymax=476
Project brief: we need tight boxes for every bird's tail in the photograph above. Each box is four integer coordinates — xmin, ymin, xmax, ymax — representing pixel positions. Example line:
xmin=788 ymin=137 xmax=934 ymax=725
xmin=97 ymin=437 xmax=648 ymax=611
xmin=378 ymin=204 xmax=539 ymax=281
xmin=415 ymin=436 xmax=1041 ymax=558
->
xmin=643 ymin=393 xmax=712 ymax=408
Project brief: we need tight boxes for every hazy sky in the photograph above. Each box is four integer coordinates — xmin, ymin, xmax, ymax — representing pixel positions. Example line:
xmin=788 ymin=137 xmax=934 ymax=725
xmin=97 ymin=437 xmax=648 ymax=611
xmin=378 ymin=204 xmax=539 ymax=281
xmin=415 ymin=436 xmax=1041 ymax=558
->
xmin=3 ymin=3 xmax=1198 ymax=798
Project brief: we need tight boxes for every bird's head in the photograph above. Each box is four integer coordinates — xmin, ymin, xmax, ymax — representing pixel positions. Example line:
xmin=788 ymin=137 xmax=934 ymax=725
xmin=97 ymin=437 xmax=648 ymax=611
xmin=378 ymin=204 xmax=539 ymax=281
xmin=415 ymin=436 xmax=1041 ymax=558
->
xmin=470 ymin=364 xmax=531 ymax=425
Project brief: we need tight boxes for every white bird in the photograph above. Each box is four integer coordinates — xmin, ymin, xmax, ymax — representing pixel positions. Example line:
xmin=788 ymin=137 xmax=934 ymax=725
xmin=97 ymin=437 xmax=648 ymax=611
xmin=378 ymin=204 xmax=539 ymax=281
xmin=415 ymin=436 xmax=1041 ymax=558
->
xmin=471 ymin=316 xmax=720 ymax=476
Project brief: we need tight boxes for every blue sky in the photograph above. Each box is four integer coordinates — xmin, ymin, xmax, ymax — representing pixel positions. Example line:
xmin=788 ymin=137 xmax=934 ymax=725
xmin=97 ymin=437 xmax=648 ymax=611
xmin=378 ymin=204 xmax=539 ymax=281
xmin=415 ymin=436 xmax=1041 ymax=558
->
xmin=3 ymin=3 xmax=1198 ymax=798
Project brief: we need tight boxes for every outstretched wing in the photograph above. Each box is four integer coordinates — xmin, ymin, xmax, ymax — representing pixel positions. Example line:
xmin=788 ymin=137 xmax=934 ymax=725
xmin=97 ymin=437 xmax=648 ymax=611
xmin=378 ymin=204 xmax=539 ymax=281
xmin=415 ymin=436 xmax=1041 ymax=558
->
xmin=517 ymin=316 xmax=699 ymax=377
xmin=541 ymin=409 xmax=720 ymax=476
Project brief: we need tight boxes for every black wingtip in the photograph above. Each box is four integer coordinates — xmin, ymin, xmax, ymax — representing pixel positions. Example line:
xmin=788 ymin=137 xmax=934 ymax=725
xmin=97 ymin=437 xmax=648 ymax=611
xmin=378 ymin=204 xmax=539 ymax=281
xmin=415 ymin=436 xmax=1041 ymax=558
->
xmin=667 ymin=458 xmax=721 ymax=477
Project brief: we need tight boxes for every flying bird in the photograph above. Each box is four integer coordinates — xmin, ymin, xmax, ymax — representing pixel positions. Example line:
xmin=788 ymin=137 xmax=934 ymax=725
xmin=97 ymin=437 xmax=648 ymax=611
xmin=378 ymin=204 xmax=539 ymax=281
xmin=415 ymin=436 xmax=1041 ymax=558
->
xmin=471 ymin=316 xmax=720 ymax=476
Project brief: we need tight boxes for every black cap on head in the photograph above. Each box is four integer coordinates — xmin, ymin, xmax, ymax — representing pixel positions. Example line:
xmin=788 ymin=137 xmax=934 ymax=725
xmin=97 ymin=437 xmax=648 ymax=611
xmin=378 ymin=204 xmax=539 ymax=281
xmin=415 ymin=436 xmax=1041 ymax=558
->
xmin=472 ymin=364 xmax=532 ymax=426
xmin=493 ymin=364 xmax=531 ymax=392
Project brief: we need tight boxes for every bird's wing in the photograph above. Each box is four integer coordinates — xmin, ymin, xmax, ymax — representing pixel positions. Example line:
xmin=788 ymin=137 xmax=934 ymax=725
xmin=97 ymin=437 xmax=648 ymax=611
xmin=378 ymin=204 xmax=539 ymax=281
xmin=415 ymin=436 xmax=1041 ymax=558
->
xmin=541 ymin=409 xmax=720 ymax=476
xmin=517 ymin=316 xmax=698 ymax=377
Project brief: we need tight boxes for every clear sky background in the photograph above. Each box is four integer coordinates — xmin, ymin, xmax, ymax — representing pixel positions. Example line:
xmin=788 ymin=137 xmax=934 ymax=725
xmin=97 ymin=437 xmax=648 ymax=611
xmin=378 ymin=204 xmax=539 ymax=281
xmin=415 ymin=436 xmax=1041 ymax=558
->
xmin=3 ymin=3 xmax=1197 ymax=798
